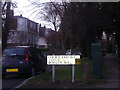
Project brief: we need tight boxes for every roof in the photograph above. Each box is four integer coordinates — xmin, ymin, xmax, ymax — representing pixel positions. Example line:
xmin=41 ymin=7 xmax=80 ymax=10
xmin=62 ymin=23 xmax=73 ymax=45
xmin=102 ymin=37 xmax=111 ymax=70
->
xmin=14 ymin=16 xmax=39 ymax=24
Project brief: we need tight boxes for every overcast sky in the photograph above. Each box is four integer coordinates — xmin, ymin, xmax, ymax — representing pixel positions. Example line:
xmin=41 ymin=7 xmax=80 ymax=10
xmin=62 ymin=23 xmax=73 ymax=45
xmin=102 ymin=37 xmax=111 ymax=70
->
xmin=11 ymin=0 xmax=119 ymax=29
xmin=12 ymin=0 xmax=54 ymax=29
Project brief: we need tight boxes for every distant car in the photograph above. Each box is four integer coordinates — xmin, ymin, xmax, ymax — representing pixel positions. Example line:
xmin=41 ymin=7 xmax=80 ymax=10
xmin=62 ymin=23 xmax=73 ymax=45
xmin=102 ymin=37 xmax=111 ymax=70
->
xmin=66 ymin=49 xmax=82 ymax=58
xmin=2 ymin=46 xmax=46 ymax=78
xmin=66 ymin=49 xmax=72 ymax=55
xmin=72 ymin=51 xmax=82 ymax=58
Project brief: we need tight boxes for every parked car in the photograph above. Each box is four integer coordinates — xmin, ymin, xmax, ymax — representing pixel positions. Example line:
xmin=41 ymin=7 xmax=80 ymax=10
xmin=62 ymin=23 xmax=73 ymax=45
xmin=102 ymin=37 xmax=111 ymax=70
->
xmin=2 ymin=46 xmax=46 ymax=78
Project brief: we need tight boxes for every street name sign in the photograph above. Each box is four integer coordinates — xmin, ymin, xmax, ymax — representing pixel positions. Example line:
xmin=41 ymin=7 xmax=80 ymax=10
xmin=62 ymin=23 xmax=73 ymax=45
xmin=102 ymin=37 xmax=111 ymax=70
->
xmin=47 ymin=55 xmax=81 ymax=83
xmin=47 ymin=55 xmax=80 ymax=65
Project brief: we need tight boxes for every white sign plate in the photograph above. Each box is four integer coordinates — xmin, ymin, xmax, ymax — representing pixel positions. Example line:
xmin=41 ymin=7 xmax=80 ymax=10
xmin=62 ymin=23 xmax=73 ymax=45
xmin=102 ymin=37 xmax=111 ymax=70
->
xmin=47 ymin=55 xmax=80 ymax=65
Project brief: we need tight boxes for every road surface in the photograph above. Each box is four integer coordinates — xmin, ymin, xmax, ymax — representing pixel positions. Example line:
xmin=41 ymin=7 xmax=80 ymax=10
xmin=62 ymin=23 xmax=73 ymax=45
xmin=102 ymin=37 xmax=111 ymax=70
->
xmin=2 ymin=65 xmax=63 ymax=89
xmin=2 ymin=74 xmax=27 ymax=89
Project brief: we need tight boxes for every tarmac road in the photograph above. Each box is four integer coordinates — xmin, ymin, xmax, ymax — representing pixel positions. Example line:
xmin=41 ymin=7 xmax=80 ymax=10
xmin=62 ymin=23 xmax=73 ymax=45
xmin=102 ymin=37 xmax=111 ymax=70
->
xmin=2 ymin=74 xmax=28 ymax=89
xmin=2 ymin=65 xmax=63 ymax=90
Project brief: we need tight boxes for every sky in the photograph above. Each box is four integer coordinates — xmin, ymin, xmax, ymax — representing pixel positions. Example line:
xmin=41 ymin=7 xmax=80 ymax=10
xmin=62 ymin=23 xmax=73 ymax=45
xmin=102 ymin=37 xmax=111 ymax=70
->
xmin=12 ymin=0 xmax=54 ymax=29
xmin=11 ymin=0 xmax=119 ymax=29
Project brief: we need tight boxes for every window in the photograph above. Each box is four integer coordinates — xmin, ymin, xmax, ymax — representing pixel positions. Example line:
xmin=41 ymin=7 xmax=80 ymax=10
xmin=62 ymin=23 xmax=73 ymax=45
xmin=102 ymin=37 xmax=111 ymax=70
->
xmin=3 ymin=48 xmax=25 ymax=56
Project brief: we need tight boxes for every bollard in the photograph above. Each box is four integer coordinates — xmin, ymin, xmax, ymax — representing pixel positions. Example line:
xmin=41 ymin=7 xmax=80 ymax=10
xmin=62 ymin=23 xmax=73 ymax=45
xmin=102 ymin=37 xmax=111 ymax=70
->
xmin=52 ymin=65 xmax=55 ymax=83
xmin=91 ymin=43 xmax=103 ymax=78
xmin=72 ymin=65 xmax=75 ymax=83
xmin=83 ymin=63 xmax=89 ymax=83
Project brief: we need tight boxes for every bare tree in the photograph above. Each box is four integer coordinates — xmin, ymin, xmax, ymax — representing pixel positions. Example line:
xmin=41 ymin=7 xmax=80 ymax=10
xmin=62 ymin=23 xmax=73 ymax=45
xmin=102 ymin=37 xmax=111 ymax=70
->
xmin=41 ymin=2 xmax=69 ymax=31
xmin=26 ymin=1 xmax=70 ymax=49
xmin=2 ymin=2 xmax=11 ymax=51
xmin=27 ymin=1 xmax=69 ymax=30
xmin=2 ymin=1 xmax=17 ymax=51
xmin=43 ymin=2 xmax=61 ymax=31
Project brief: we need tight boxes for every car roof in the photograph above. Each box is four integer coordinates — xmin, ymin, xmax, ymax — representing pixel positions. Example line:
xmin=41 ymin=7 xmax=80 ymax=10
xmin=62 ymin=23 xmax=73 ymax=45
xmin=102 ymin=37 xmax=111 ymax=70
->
xmin=5 ymin=46 xmax=38 ymax=50
xmin=6 ymin=46 xmax=31 ymax=49
xmin=15 ymin=46 xmax=30 ymax=48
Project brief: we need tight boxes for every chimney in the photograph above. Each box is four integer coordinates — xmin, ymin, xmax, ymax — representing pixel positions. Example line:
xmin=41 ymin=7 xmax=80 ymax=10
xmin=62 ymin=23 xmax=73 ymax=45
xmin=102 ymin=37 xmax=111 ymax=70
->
xmin=39 ymin=24 xmax=41 ymax=27
xmin=20 ymin=14 xmax=22 ymax=17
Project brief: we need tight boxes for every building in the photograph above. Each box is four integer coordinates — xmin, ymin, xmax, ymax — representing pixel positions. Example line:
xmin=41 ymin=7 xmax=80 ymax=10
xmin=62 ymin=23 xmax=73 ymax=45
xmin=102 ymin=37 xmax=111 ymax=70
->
xmin=37 ymin=26 xmax=62 ymax=49
xmin=7 ymin=15 xmax=39 ymax=47
xmin=37 ymin=25 xmax=48 ymax=48
xmin=7 ymin=15 xmax=62 ymax=49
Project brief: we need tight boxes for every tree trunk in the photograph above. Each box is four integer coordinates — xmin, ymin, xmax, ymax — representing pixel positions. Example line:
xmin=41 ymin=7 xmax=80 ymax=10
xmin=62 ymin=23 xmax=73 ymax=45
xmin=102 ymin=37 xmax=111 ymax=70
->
xmin=2 ymin=2 xmax=11 ymax=51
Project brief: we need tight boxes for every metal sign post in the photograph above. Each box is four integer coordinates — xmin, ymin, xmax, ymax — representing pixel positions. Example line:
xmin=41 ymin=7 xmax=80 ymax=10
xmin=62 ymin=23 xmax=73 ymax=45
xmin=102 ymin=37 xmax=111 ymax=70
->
xmin=72 ymin=65 xmax=75 ymax=83
xmin=47 ymin=55 xmax=80 ymax=83
xmin=52 ymin=65 xmax=55 ymax=83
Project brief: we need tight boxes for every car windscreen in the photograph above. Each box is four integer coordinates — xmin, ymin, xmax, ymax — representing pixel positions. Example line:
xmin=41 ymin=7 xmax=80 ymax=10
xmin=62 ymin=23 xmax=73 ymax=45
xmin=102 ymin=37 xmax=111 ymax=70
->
xmin=3 ymin=48 xmax=25 ymax=56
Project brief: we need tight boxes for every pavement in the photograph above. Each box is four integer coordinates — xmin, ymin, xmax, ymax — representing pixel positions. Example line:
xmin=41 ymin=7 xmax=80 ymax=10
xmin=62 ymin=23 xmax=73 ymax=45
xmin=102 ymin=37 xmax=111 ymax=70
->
xmin=88 ymin=55 xmax=119 ymax=88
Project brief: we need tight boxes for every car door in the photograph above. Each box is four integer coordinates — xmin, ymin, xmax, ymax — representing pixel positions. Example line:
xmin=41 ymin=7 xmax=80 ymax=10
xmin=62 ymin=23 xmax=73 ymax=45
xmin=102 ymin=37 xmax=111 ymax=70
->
xmin=29 ymin=47 xmax=43 ymax=72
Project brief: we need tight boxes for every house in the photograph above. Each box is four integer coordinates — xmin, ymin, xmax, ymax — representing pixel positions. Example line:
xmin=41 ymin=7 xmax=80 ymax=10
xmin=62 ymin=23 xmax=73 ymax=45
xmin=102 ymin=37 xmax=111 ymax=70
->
xmin=7 ymin=14 xmax=62 ymax=49
xmin=37 ymin=37 xmax=48 ymax=48
xmin=7 ymin=15 xmax=39 ymax=47
xmin=37 ymin=25 xmax=48 ymax=48
xmin=37 ymin=27 xmax=62 ymax=49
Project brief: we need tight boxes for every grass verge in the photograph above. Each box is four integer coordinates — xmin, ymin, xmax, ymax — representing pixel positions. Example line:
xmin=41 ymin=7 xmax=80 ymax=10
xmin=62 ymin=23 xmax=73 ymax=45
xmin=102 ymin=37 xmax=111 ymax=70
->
xmin=20 ymin=58 xmax=106 ymax=88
